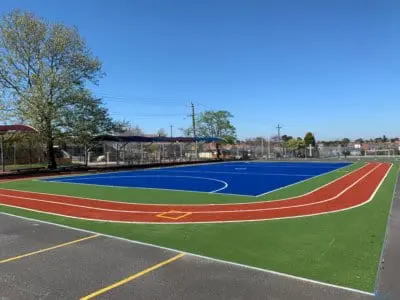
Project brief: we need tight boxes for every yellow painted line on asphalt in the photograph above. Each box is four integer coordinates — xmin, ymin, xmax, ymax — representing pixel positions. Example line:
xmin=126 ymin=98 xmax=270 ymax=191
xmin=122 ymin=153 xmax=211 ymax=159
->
xmin=80 ymin=253 xmax=185 ymax=300
xmin=0 ymin=234 xmax=100 ymax=264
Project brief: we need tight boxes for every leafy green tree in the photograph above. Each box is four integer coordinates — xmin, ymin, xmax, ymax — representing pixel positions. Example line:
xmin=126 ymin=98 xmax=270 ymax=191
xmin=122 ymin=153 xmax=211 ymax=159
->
xmin=304 ymin=132 xmax=316 ymax=147
xmin=184 ymin=110 xmax=236 ymax=141
xmin=284 ymin=138 xmax=304 ymax=151
xmin=0 ymin=10 xmax=105 ymax=168
xmin=382 ymin=135 xmax=388 ymax=143
xmin=281 ymin=135 xmax=293 ymax=142
xmin=197 ymin=110 xmax=236 ymax=139
xmin=341 ymin=138 xmax=350 ymax=146
xmin=62 ymin=91 xmax=126 ymax=165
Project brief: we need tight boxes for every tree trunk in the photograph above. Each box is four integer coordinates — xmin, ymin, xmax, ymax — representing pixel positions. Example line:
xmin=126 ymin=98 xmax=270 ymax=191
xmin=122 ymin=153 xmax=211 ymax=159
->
xmin=216 ymin=143 xmax=221 ymax=159
xmin=47 ymin=136 xmax=57 ymax=169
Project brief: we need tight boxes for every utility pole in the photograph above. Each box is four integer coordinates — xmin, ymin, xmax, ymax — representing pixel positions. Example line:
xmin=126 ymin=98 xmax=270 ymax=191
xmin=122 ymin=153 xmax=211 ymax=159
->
xmin=277 ymin=124 xmax=282 ymax=154
xmin=191 ymin=102 xmax=198 ymax=158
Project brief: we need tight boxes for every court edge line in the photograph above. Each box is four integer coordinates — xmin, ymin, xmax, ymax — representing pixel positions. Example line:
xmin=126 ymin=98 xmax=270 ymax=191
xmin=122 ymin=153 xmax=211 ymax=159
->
xmin=373 ymin=166 xmax=399 ymax=294
xmin=255 ymin=162 xmax=356 ymax=197
xmin=0 ymin=164 xmax=382 ymax=215
xmin=80 ymin=253 xmax=185 ymax=300
xmin=0 ymin=211 xmax=375 ymax=296
xmin=0 ymin=162 xmax=366 ymax=207
xmin=0 ymin=234 xmax=100 ymax=264
xmin=0 ymin=163 xmax=391 ymax=225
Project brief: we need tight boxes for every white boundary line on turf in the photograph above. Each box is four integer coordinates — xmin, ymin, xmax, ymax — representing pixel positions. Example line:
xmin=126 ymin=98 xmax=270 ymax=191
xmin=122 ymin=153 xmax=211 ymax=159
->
xmin=373 ymin=165 xmax=399 ymax=293
xmin=0 ymin=163 xmax=367 ymax=208
xmin=0 ymin=164 xmax=382 ymax=215
xmin=0 ymin=211 xmax=375 ymax=297
xmin=0 ymin=163 xmax=392 ymax=224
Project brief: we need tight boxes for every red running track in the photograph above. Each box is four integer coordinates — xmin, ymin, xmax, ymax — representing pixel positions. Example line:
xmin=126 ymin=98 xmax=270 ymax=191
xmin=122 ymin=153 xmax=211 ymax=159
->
xmin=0 ymin=162 xmax=392 ymax=223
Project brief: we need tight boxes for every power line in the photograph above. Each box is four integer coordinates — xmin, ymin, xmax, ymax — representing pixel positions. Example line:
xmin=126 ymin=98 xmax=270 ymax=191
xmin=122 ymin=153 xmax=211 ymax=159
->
xmin=94 ymin=92 xmax=190 ymax=105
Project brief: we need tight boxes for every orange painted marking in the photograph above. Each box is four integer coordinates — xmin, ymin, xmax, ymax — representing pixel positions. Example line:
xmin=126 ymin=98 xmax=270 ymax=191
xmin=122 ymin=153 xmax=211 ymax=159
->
xmin=156 ymin=210 xmax=192 ymax=220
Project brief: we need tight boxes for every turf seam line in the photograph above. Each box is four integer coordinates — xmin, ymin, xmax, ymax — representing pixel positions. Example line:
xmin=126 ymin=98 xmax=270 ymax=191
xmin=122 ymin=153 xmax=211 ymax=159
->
xmin=0 ymin=211 xmax=376 ymax=296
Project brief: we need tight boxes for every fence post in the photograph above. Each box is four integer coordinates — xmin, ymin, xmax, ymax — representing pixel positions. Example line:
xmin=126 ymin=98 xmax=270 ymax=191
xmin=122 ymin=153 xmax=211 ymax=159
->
xmin=0 ymin=135 xmax=4 ymax=172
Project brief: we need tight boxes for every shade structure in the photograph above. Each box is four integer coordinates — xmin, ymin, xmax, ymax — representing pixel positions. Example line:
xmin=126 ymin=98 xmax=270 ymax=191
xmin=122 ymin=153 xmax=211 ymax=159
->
xmin=0 ymin=125 xmax=38 ymax=133
xmin=91 ymin=135 xmax=224 ymax=143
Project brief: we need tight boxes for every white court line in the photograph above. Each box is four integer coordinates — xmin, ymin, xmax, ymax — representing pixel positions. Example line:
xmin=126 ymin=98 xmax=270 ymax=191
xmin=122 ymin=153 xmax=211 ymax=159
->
xmin=48 ymin=175 xmax=228 ymax=194
xmin=0 ymin=211 xmax=376 ymax=296
xmin=255 ymin=163 xmax=355 ymax=197
xmin=153 ymin=170 xmax=313 ymax=177
xmin=0 ymin=163 xmax=368 ymax=207
xmin=0 ymin=164 xmax=390 ymax=221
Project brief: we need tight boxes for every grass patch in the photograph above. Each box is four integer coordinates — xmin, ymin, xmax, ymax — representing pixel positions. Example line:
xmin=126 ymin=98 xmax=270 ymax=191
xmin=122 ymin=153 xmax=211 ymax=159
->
xmin=0 ymin=162 xmax=361 ymax=204
xmin=0 ymin=162 xmax=397 ymax=292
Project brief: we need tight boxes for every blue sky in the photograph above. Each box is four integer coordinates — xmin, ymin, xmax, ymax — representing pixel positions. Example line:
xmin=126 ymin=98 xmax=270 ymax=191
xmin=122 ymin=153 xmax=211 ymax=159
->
xmin=1 ymin=0 xmax=399 ymax=140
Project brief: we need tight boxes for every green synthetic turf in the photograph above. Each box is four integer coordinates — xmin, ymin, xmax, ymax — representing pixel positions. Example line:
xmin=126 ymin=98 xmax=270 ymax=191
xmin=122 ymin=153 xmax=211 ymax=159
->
xmin=0 ymin=161 xmax=398 ymax=292
xmin=0 ymin=162 xmax=361 ymax=204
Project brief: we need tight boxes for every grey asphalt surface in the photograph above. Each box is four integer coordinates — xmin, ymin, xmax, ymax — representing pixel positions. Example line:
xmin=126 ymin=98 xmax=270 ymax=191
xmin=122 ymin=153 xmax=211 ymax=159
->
xmin=0 ymin=213 xmax=373 ymax=300
xmin=375 ymin=174 xmax=400 ymax=300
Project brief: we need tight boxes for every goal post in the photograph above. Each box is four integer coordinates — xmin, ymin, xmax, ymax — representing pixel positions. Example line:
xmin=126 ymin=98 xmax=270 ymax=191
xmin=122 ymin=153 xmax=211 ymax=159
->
xmin=364 ymin=149 xmax=395 ymax=157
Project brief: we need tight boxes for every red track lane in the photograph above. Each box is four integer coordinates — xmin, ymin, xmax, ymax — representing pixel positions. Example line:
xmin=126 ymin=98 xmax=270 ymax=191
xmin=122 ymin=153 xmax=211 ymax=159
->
xmin=0 ymin=162 xmax=391 ymax=223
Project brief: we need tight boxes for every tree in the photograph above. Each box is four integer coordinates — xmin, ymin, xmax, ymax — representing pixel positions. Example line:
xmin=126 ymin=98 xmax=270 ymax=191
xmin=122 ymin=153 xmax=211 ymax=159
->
xmin=304 ymin=132 xmax=316 ymax=147
xmin=355 ymin=138 xmax=364 ymax=144
xmin=341 ymin=138 xmax=350 ymax=146
xmin=281 ymin=135 xmax=293 ymax=143
xmin=120 ymin=124 xmax=143 ymax=136
xmin=193 ymin=110 xmax=236 ymax=140
xmin=284 ymin=138 xmax=304 ymax=151
xmin=62 ymin=92 xmax=126 ymax=165
xmin=0 ymin=11 xmax=104 ymax=168
xmin=382 ymin=135 xmax=388 ymax=143
xmin=157 ymin=128 xmax=167 ymax=137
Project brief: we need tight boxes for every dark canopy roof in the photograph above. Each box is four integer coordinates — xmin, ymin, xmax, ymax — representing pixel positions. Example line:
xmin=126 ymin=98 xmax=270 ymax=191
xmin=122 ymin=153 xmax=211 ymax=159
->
xmin=0 ymin=125 xmax=38 ymax=133
xmin=92 ymin=135 xmax=224 ymax=143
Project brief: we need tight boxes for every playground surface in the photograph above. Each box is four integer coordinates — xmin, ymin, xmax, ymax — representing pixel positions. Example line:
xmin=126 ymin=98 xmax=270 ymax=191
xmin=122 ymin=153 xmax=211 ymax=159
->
xmin=0 ymin=213 xmax=373 ymax=299
xmin=42 ymin=161 xmax=351 ymax=196
xmin=0 ymin=160 xmax=398 ymax=298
